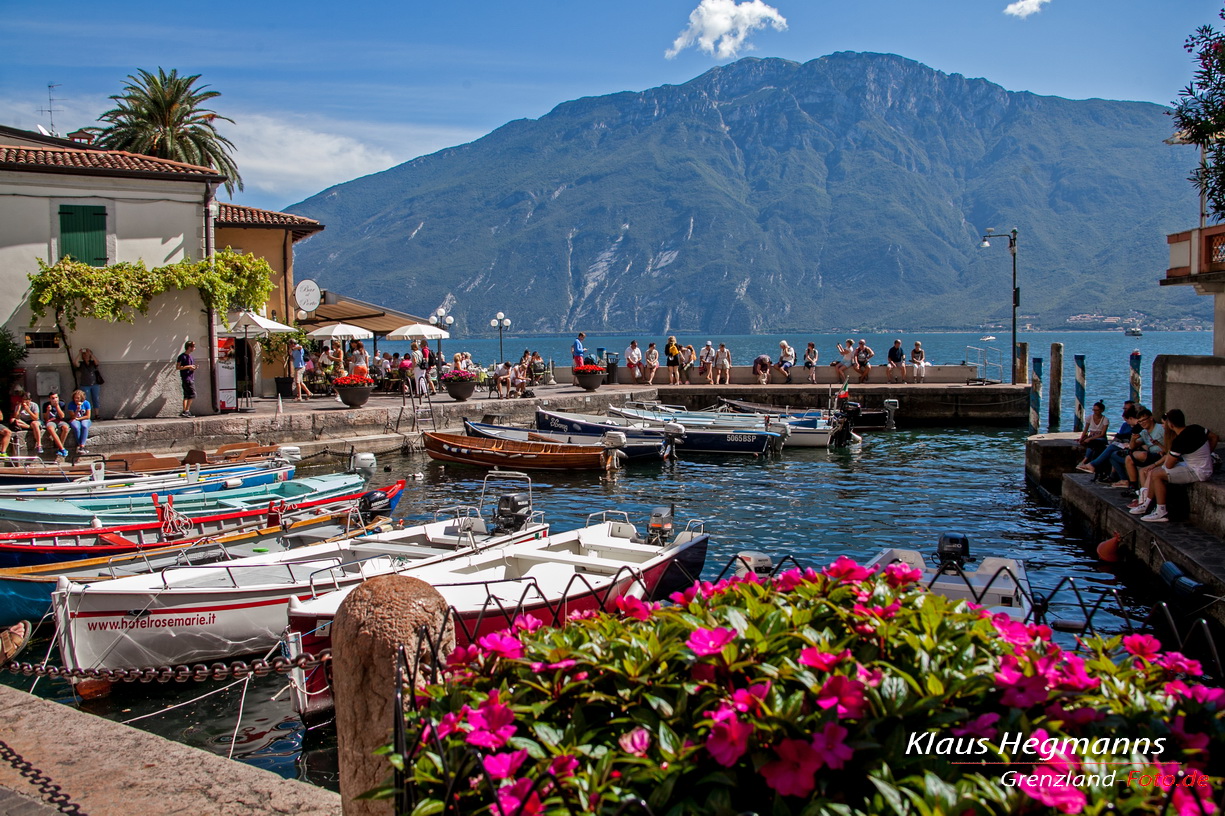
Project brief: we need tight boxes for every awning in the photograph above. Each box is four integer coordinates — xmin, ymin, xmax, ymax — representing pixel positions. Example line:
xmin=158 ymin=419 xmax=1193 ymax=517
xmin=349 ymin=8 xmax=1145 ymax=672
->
xmin=299 ymin=290 xmax=431 ymax=336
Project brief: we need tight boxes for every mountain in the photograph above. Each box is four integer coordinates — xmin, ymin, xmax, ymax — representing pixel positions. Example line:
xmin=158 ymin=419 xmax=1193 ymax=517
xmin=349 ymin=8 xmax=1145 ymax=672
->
xmin=286 ymin=52 xmax=1205 ymax=334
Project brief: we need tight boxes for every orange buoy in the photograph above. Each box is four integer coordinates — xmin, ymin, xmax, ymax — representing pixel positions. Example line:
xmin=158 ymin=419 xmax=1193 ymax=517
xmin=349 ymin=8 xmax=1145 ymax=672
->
xmin=1096 ymin=532 xmax=1122 ymax=563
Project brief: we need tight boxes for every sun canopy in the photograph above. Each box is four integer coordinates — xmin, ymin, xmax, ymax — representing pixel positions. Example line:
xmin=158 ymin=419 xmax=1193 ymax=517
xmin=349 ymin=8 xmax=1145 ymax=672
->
xmin=307 ymin=322 xmax=374 ymax=341
xmin=221 ymin=310 xmax=297 ymax=337
xmin=386 ymin=324 xmax=450 ymax=341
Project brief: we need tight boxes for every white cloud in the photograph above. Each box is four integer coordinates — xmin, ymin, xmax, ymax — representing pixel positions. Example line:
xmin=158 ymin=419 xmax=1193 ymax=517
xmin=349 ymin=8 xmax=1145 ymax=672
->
xmin=666 ymin=0 xmax=788 ymax=60
xmin=1003 ymin=0 xmax=1051 ymax=19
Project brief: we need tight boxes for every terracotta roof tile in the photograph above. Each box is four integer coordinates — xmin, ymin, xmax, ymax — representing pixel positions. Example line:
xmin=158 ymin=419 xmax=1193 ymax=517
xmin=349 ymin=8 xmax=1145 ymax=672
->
xmin=0 ymin=144 xmax=226 ymax=181
xmin=216 ymin=203 xmax=323 ymax=232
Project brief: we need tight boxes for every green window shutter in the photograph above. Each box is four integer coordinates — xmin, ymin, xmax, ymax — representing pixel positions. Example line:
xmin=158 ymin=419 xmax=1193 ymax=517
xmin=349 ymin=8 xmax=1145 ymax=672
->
xmin=58 ymin=205 xmax=108 ymax=266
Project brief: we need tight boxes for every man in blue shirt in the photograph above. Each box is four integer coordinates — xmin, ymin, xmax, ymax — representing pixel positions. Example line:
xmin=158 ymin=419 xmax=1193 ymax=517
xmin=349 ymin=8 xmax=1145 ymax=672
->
xmin=571 ymin=332 xmax=586 ymax=386
xmin=290 ymin=340 xmax=313 ymax=401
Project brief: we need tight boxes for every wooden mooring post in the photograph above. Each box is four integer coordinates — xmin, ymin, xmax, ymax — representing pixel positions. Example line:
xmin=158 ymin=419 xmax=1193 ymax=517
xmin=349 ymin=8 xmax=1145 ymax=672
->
xmin=1030 ymin=357 xmax=1042 ymax=436
xmin=1049 ymin=343 xmax=1063 ymax=430
xmin=1129 ymin=349 xmax=1142 ymax=404
xmin=1015 ymin=342 xmax=1029 ymax=385
xmin=1074 ymin=353 xmax=1086 ymax=432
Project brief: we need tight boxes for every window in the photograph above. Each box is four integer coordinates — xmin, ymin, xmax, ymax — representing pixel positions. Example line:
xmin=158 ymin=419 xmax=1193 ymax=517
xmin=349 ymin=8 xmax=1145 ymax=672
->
xmin=58 ymin=205 xmax=108 ymax=266
xmin=24 ymin=332 xmax=60 ymax=349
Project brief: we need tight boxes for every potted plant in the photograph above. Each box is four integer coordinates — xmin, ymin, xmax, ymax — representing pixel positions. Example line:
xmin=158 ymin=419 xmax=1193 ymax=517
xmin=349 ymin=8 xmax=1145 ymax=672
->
xmin=440 ymin=368 xmax=478 ymax=401
xmin=332 ymin=374 xmax=375 ymax=408
xmin=0 ymin=327 xmax=28 ymax=398
xmin=573 ymin=363 xmax=606 ymax=391
xmin=258 ymin=327 xmax=307 ymax=400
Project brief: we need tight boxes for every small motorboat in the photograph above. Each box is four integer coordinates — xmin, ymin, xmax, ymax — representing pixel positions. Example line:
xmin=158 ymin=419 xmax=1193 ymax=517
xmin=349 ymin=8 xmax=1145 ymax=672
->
xmin=0 ymin=459 xmax=296 ymax=501
xmin=716 ymin=396 xmax=892 ymax=432
xmin=284 ymin=504 xmax=709 ymax=722
xmin=0 ymin=444 xmax=298 ymax=487
xmin=536 ymin=409 xmax=781 ymax=455
xmin=980 ymin=335 xmax=997 ymax=342
xmin=463 ymin=419 xmax=667 ymax=462
xmin=1124 ymin=326 xmax=1143 ymax=337
xmin=52 ymin=473 xmax=548 ymax=672
xmin=611 ymin=403 xmax=854 ymax=449
xmin=866 ymin=533 xmax=1032 ymax=620
xmin=424 ymin=430 xmax=621 ymax=471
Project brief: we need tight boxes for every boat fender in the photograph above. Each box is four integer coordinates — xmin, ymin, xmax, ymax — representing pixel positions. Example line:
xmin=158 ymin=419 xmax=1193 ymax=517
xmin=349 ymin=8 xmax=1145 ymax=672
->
xmin=1158 ymin=561 xmax=1204 ymax=598
xmin=1095 ymin=532 xmax=1121 ymax=563
xmin=89 ymin=515 xmax=102 ymax=529
xmin=223 ymin=478 xmax=243 ymax=489
xmin=734 ymin=550 xmax=774 ymax=580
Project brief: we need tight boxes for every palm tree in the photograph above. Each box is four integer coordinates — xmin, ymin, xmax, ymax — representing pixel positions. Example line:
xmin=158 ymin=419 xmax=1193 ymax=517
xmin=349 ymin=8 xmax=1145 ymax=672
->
xmin=94 ymin=68 xmax=243 ymax=196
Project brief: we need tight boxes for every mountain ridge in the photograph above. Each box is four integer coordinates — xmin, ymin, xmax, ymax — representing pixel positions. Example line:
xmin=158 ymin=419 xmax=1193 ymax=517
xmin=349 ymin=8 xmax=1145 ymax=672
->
xmin=286 ymin=52 xmax=1204 ymax=334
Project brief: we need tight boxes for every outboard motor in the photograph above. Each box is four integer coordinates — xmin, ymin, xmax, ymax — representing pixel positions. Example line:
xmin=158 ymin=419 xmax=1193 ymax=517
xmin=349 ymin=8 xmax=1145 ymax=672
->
xmin=601 ymin=430 xmax=628 ymax=449
xmin=935 ymin=532 xmax=973 ymax=573
xmin=358 ymin=490 xmax=392 ymax=523
xmin=277 ymin=445 xmax=303 ymax=464
xmin=349 ymin=451 xmax=377 ymax=481
xmin=733 ymin=550 xmax=774 ymax=580
xmin=491 ymin=492 xmax=531 ymax=534
xmin=882 ymin=399 xmax=899 ymax=431
xmin=645 ymin=505 xmax=675 ymax=548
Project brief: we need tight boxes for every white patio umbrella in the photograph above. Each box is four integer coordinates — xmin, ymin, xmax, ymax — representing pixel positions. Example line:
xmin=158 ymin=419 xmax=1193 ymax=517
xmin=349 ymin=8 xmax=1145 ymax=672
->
xmin=222 ymin=310 xmax=297 ymax=337
xmin=307 ymin=322 xmax=374 ymax=341
xmin=386 ymin=323 xmax=450 ymax=341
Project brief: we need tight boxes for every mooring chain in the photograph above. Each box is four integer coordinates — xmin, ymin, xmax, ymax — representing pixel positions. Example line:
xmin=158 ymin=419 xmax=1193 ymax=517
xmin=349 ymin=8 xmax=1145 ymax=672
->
xmin=0 ymin=738 xmax=85 ymax=815
xmin=3 ymin=650 xmax=330 ymax=683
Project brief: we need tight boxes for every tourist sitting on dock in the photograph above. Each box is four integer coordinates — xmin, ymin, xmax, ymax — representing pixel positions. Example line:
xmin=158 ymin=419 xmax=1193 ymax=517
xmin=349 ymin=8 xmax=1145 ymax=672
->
xmin=772 ymin=341 xmax=796 ymax=384
xmin=854 ymin=340 xmax=875 ymax=383
xmin=10 ymin=392 xmax=45 ymax=454
xmin=910 ymin=342 xmax=929 ymax=382
xmin=752 ymin=354 xmax=772 ymax=385
xmin=886 ymin=339 xmax=908 ymax=384
xmin=700 ymin=341 xmax=716 ymax=384
xmin=1130 ymin=409 xmax=1219 ymax=523
xmin=624 ymin=341 xmax=643 ymax=384
xmin=644 ymin=343 xmax=660 ymax=385
xmin=834 ymin=339 xmax=856 ymax=379
xmin=0 ymin=408 xmax=10 ymax=457
xmin=494 ymin=362 xmax=514 ymax=398
xmin=1085 ymin=401 xmax=1136 ymax=480
xmin=67 ymin=390 xmax=92 ymax=454
xmin=803 ymin=342 xmax=819 ymax=383
xmin=1120 ymin=407 xmax=1165 ymax=491
xmin=713 ymin=343 xmax=732 ymax=385
xmin=1074 ymin=401 xmax=1110 ymax=473
xmin=41 ymin=391 xmax=71 ymax=457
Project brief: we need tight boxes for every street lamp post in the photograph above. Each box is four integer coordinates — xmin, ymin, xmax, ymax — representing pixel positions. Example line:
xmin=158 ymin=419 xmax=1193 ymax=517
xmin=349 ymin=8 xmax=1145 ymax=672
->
xmin=979 ymin=228 xmax=1019 ymax=384
xmin=489 ymin=312 xmax=511 ymax=364
xmin=429 ymin=307 xmax=456 ymax=370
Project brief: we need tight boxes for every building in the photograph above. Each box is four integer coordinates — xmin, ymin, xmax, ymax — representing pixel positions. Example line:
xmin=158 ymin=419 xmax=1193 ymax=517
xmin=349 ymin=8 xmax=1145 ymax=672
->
xmin=1158 ymin=224 xmax=1225 ymax=429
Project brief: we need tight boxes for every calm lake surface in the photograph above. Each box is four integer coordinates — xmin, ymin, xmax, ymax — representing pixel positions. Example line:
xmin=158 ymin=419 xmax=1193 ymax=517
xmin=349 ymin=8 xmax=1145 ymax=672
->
xmin=2 ymin=330 xmax=1212 ymax=788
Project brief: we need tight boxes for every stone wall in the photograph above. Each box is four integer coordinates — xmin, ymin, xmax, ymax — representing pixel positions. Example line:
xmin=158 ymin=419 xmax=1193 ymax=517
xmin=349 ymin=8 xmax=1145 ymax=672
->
xmin=1151 ymin=354 xmax=1225 ymax=433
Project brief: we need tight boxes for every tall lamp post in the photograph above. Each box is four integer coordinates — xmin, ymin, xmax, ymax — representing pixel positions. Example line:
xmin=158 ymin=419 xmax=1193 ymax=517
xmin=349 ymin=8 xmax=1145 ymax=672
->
xmin=429 ymin=307 xmax=455 ymax=369
xmin=490 ymin=312 xmax=511 ymax=364
xmin=979 ymin=227 xmax=1019 ymax=384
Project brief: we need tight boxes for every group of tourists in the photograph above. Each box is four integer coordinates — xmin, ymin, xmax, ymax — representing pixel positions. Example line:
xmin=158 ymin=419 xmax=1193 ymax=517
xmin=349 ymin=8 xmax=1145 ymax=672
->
xmin=1073 ymin=399 xmax=1219 ymax=523
xmin=2 ymin=386 xmax=95 ymax=457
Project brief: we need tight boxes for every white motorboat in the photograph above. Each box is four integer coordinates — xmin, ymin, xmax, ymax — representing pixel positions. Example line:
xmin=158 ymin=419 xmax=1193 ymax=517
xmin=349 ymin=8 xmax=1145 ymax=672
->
xmin=52 ymin=473 xmax=549 ymax=671
xmin=610 ymin=403 xmax=858 ymax=448
xmin=284 ymin=506 xmax=710 ymax=722
xmin=866 ymin=533 xmax=1032 ymax=620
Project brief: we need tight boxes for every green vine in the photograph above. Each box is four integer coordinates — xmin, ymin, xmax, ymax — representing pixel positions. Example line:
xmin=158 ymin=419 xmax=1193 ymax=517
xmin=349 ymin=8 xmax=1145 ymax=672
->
xmin=28 ymin=246 xmax=278 ymax=380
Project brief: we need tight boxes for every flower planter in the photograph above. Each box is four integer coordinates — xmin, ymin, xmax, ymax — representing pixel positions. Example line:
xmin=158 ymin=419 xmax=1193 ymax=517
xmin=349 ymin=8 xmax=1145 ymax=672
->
xmin=334 ymin=385 xmax=373 ymax=408
xmin=444 ymin=380 xmax=478 ymax=402
xmin=575 ymin=372 xmax=604 ymax=392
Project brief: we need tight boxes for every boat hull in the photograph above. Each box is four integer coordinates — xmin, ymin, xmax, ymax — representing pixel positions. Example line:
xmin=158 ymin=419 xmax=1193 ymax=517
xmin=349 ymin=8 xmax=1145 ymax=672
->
xmin=424 ymin=431 xmax=610 ymax=470
xmin=463 ymin=419 xmax=665 ymax=462
xmin=535 ymin=409 xmax=775 ymax=455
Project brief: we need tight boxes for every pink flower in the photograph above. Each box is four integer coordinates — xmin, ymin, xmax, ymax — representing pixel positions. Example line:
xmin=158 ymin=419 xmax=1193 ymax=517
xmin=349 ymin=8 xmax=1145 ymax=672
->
xmin=529 ymin=658 xmax=578 ymax=673
xmin=467 ymin=691 xmax=517 ymax=749
xmin=816 ymin=675 xmax=867 ymax=719
xmin=995 ymin=657 xmax=1049 ymax=708
xmin=760 ymin=739 xmax=822 ymax=797
xmin=854 ymin=664 xmax=883 ymax=688
xmin=688 ymin=627 xmax=737 ymax=657
xmin=512 ymin=614 xmax=543 ymax=633
xmin=483 ymin=749 xmax=529 ymax=780
xmin=477 ymin=632 xmax=524 ymax=660
xmin=496 ymin=778 xmax=542 ymax=816
xmin=1122 ymin=633 xmax=1162 ymax=662
xmin=884 ymin=561 xmax=923 ymax=588
xmin=1171 ymin=715 xmax=1210 ymax=754
xmin=773 ymin=568 xmax=808 ymax=592
xmin=1053 ymin=653 xmax=1100 ymax=692
xmin=548 ymin=755 xmax=579 ymax=778
xmin=952 ymin=713 xmax=1000 ymax=739
xmin=614 ymin=595 xmax=658 ymax=621
xmin=799 ymin=648 xmax=849 ymax=671
xmin=822 ymin=556 xmax=874 ymax=583
xmin=1017 ymin=761 xmax=1087 ymax=813
xmin=1186 ymin=684 xmax=1225 ymax=708
xmin=991 ymin=615 xmax=1035 ymax=649
xmin=851 ymin=600 xmax=901 ymax=620
xmin=618 ymin=727 xmax=651 ymax=756
xmin=731 ymin=681 xmax=771 ymax=713
xmin=446 ymin=644 xmax=480 ymax=668
xmin=810 ymin=722 xmax=854 ymax=770
xmin=1159 ymin=651 xmax=1204 ymax=676
xmin=1042 ymin=703 xmax=1103 ymax=728
xmin=706 ymin=707 xmax=753 ymax=767
xmin=436 ymin=708 xmax=467 ymax=740
xmin=566 ymin=607 xmax=599 ymax=621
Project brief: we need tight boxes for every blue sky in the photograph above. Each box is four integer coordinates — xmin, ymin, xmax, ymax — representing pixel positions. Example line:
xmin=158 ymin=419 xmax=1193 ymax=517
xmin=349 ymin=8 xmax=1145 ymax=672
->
xmin=1 ymin=0 xmax=1218 ymax=211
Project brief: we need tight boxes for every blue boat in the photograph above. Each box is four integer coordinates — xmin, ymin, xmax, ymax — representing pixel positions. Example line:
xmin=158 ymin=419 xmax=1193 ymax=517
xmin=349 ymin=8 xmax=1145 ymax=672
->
xmin=463 ymin=419 xmax=667 ymax=462
xmin=0 ymin=460 xmax=295 ymax=502
xmin=535 ymin=408 xmax=781 ymax=455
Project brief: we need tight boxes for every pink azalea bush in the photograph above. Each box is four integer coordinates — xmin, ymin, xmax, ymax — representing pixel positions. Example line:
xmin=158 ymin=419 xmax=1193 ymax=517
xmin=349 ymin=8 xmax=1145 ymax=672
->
xmin=386 ymin=562 xmax=1223 ymax=815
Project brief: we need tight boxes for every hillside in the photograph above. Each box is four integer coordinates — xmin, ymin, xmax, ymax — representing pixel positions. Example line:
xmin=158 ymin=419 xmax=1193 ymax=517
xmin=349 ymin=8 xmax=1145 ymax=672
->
xmin=286 ymin=52 xmax=1205 ymax=334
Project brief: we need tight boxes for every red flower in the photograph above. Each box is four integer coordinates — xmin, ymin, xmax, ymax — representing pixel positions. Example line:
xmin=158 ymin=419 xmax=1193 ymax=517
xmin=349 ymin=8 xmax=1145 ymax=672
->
xmin=483 ymin=749 xmax=528 ymax=780
xmin=467 ymin=691 xmax=517 ymax=749
xmin=495 ymin=778 xmax=542 ymax=816
xmin=333 ymin=374 xmax=375 ymax=386
xmin=810 ymin=722 xmax=854 ymax=770
xmin=883 ymin=561 xmax=923 ymax=588
xmin=512 ymin=614 xmax=543 ymax=633
xmin=798 ymin=647 xmax=849 ymax=672
xmin=1159 ymin=651 xmax=1204 ymax=676
xmin=1122 ymin=633 xmax=1162 ymax=662
xmin=614 ymin=595 xmax=658 ymax=621
xmin=730 ymin=681 xmax=771 ymax=713
xmin=815 ymin=675 xmax=867 ymax=719
xmin=760 ymin=738 xmax=822 ymax=798
xmin=573 ymin=364 xmax=606 ymax=374
xmin=688 ymin=627 xmax=737 ymax=657
xmin=706 ymin=705 xmax=753 ymax=767
xmin=548 ymin=755 xmax=578 ymax=778
xmin=821 ymin=556 xmax=874 ymax=583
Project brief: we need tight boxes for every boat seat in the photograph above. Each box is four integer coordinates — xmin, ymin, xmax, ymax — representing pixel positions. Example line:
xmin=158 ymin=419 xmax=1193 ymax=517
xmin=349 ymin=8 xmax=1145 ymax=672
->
xmin=580 ymin=538 xmax=659 ymax=557
xmin=510 ymin=549 xmax=621 ymax=575
xmin=97 ymin=532 xmax=138 ymax=547
xmin=348 ymin=541 xmax=459 ymax=559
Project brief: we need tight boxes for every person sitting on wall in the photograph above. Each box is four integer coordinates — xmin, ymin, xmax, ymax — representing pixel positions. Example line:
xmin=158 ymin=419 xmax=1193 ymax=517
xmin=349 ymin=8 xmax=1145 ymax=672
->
xmin=10 ymin=391 xmax=45 ymax=454
xmin=833 ymin=339 xmax=856 ymax=380
xmin=752 ymin=354 xmax=772 ymax=385
xmin=624 ymin=340 xmax=643 ymax=384
xmin=699 ymin=341 xmax=716 ymax=384
xmin=886 ymin=339 xmax=908 ymax=384
xmin=1130 ymin=408 xmax=1219 ymax=523
xmin=1085 ymin=400 xmax=1136 ymax=481
xmin=853 ymin=339 xmax=875 ymax=383
xmin=1119 ymin=406 xmax=1165 ymax=493
xmin=494 ymin=362 xmax=515 ymax=399
xmin=41 ymin=391 xmax=72 ymax=458
xmin=772 ymin=341 xmax=796 ymax=384
xmin=910 ymin=341 xmax=930 ymax=382
xmin=1074 ymin=401 xmax=1110 ymax=473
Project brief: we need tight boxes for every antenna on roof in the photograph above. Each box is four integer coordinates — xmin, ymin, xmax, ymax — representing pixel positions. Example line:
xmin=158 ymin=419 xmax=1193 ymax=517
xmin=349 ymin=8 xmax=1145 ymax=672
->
xmin=36 ymin=82 xmax=64 ymax=135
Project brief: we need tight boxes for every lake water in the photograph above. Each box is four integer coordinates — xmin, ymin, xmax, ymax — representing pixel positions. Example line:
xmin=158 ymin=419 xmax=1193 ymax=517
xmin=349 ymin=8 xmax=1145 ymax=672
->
xmin=2 ymin=329 xmax=1212 ymax=789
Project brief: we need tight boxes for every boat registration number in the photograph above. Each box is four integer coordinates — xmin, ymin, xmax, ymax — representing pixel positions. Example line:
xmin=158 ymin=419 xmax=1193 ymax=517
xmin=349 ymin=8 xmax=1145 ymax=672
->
xmin=726 ymin=434 xmax=756 ymax=442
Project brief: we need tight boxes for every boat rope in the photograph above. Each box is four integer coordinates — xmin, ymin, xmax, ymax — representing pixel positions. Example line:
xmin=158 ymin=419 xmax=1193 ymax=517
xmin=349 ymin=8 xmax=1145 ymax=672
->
xmin=121 ymin=677 xmax=248 ymax=724
xmin=0 ymin=738 xmax=85 ymax=815
xmin=3 ymin=650 xmax=331 ymax=683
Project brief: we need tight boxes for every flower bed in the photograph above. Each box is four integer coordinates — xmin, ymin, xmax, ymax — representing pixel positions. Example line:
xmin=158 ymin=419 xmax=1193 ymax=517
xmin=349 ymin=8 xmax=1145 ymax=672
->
xmin=441 ymin=369 xmax=478 ymax=383
xmin=386 ymin=557 xmax=1222 ymax=815
xmin=332 ymin=374 xmax=374 ymax=387
xmin=572 ymin=364 xmax=606 ymax=375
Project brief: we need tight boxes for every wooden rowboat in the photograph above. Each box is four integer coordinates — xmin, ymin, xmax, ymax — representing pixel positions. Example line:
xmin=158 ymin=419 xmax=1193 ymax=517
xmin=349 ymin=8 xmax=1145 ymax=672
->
xmin=423 ymin=431 xmax=615 ymax=471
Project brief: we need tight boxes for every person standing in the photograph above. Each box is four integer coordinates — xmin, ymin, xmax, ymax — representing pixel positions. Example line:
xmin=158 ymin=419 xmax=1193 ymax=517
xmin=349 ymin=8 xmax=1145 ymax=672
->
xmin=624 ymin=340 xmax=643 ymax=384
xmin=290 ymin=340 xmax=313 ymax=401
xmin=713 ymin=343 xmax=732 ymax=385
xmin=680 ymin=344 xmax=697 ymax=384
xmin=76 ymin=348 xmax=103 ymax=421
xmin=176 ymin=340 xmax=197 ymax=418
xmin=699 ymin=342 xmax=716 ymax=384
xmin=571 ymin=332 xmax=587 ymax=386
xmin=886 ymin=339 xmax=908 ymax=384
xmin=665 ymin=336 xmax=681 ymax=385
xmin=803 ymin=342 xmax=819 ymax=383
